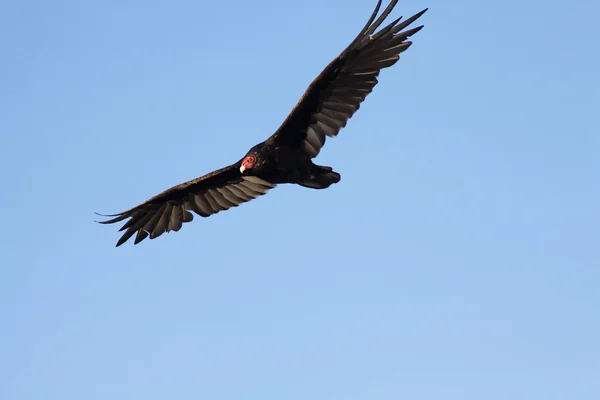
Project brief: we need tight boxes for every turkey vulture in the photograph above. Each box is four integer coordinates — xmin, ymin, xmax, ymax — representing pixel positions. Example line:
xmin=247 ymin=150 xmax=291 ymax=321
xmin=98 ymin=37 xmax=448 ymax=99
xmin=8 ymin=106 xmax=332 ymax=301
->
xmin=98 ymin=0 xmax=427 ymax=246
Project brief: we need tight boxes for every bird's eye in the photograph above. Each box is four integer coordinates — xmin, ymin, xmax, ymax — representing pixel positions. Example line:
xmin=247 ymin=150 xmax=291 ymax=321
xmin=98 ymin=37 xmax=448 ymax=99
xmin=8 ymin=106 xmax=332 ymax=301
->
xmin=245 ymin=155 xmax=257 ymax=164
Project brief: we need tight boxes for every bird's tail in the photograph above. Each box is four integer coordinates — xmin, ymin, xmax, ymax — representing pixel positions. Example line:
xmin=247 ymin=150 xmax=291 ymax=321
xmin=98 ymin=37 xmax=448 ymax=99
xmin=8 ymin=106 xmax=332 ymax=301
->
xmin=298 ymin=166 xmax=341 ymax=189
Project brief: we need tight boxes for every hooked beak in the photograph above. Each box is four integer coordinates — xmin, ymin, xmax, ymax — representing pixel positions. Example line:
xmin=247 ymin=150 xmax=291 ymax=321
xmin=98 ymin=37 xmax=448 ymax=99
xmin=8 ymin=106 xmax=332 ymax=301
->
xmin=239 ymin=165 xmax=246 ymax=174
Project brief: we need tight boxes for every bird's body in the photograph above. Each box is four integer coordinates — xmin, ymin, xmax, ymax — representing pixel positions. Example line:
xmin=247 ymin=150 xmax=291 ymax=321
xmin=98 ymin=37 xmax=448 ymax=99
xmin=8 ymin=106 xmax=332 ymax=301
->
xmin=99 ymin=0 xmax=427 ymax=246
xmin=242 ymin=141 xmax=340 ymax=189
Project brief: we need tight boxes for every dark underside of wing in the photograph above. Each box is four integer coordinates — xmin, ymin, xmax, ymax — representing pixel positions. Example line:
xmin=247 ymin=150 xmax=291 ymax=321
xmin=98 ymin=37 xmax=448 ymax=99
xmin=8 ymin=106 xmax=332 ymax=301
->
xmin=269 ymin=0 xmax=427 ymax=158
xmin=97 ymin=165 xmax=276 ymax=246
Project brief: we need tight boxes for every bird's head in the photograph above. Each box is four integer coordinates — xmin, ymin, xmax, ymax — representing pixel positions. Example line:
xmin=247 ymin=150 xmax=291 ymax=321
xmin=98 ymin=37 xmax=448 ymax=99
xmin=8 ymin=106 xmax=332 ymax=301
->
xmin=240 ymin=152 xmax=261 ymax=174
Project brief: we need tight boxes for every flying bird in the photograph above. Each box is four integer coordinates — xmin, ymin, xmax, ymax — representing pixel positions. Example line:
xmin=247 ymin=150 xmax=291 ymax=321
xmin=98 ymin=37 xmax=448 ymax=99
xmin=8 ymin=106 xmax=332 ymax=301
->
xmin=98 ymin=0 xmax=427 ymax=246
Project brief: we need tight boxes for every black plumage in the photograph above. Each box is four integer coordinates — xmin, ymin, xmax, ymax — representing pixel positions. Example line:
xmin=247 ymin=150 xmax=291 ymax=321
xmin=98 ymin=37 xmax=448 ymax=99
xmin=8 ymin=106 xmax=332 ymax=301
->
xmin=98 ymin=0 xmax=427 ymax=246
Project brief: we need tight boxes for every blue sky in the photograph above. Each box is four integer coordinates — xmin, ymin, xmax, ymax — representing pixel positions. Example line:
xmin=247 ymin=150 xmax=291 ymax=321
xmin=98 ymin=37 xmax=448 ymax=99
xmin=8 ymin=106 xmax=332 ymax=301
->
xmin=1 ymin=0 xmax=599 ymax=399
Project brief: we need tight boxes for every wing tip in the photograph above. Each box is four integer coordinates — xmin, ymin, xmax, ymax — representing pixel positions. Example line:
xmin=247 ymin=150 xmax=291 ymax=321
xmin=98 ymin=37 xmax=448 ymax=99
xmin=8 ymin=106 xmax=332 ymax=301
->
xmin=414 ymin=8 xmax=429 ymax=22
xmin=95 ymin=212 xmax=128 ymax=225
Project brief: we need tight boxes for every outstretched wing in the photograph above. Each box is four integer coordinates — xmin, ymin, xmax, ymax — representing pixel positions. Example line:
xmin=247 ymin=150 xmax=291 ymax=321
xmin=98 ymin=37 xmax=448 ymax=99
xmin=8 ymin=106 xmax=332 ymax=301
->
xmin=97 ymin=164 xmax=276 ymax=246
xmin=268 ymin=0 xmax=427 ymax=158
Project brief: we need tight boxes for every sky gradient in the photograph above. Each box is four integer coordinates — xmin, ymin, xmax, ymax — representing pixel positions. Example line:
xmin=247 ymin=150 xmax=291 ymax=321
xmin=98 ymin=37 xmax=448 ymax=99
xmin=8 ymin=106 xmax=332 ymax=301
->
xmin=1 ymin=1 xmax=599 ymax=399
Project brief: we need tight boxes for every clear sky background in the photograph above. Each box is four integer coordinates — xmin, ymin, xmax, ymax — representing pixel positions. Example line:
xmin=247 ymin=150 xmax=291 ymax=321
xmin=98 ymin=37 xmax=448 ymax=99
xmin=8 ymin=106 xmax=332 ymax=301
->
xmin=1 ymin=0 xmax=599 ymax=399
